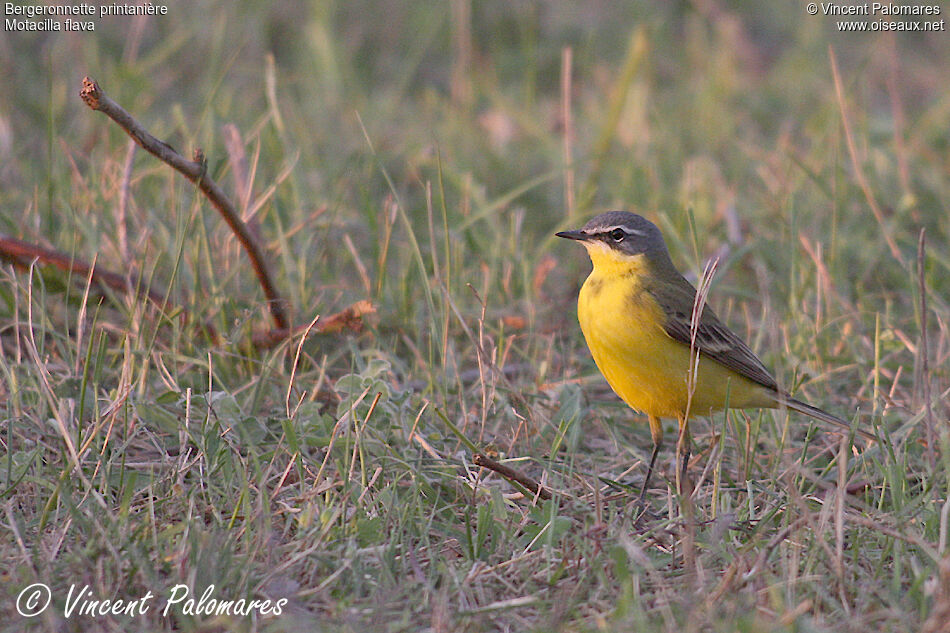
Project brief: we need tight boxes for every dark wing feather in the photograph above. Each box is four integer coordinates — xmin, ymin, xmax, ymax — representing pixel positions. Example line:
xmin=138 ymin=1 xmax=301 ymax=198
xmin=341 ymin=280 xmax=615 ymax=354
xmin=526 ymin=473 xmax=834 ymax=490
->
xmin=647 ymin=276 xmax=779 ymax=392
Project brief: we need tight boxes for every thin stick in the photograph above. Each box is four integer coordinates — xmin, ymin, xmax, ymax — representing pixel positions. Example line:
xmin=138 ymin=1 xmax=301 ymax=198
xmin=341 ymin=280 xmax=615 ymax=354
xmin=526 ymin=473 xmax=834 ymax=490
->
xmin=79 ymin=76 xmax=290 ymax=331
xmin=0 ymin=233 xmax=370 ymax=349
xmin=1 ymin=233 xmax=224 ymax=342
xmin=251 ymin=299 xmax=375 ymax=349
xmin=473 ymin=454 xmax=552 ymax=501
xmin=0 ymin=233 xmax=168 ymax=307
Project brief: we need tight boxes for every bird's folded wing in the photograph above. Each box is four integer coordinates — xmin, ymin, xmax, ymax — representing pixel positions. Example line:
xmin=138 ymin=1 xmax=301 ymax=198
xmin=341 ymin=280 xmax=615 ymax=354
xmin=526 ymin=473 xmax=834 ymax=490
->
xmin=649 ymin=281 xmax=780 ymax=392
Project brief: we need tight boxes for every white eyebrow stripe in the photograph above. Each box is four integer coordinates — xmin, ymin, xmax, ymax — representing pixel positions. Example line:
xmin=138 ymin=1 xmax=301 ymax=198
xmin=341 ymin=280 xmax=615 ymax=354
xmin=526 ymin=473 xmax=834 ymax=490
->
xmin=604 ymin=224 xmax=647 ymax=236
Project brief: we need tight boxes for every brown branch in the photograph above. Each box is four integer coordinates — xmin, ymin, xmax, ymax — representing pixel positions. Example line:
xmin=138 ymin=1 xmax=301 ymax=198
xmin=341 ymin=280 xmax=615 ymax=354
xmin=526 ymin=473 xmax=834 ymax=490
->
xmin=251 ymin=300 xmax=376 ymax=349
xmin=0 ymin=233 xmax=219 ymax=341
xmin=0 ymin=233 xmax=167 ymax=306
xmin=79 ymin=76 xmax=290 ymax=331
xmin=473 ymin=453 xmax=551 ymax=501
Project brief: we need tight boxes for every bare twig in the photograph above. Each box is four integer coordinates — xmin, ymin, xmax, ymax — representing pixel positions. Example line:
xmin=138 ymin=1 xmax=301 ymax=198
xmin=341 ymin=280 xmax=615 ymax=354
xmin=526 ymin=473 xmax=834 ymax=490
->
xmin=251 ymin=300 xmax=375 ymax=349
xmin=473 ymin=453 xmax=552 ymax=501
xmin=0 ymin=232 xmax=374 ymax=349
xmin=79 ymin=76 xmax=290 ymax=331
xmin=1 ymin=233 xmax=224 ymax=342
xmin=0 ymin=233 xmax=167 ymax=307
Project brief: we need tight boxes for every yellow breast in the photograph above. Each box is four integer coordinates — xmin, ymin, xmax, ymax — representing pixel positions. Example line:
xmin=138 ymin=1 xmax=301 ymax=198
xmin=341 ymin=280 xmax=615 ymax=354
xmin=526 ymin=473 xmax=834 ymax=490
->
xmin=576 ymin=245 xmax=769 ymax=420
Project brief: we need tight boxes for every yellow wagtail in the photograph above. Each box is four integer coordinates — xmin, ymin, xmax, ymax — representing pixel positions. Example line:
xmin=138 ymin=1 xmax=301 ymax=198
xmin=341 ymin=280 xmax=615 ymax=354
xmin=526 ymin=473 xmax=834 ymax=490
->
xmin=556 ymin=211 xmax=870 ymax=497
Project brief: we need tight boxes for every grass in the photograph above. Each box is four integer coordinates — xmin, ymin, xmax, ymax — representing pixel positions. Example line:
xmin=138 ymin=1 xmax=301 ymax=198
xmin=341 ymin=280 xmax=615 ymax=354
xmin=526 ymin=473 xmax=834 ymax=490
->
xmin=2 ymin=2 xmax=949 ymax=631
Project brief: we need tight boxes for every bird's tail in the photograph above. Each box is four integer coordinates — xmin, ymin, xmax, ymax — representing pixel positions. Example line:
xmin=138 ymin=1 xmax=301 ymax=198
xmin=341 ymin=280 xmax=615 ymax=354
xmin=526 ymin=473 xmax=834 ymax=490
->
xmin=780 ymin=396 xmax=876 ymax=441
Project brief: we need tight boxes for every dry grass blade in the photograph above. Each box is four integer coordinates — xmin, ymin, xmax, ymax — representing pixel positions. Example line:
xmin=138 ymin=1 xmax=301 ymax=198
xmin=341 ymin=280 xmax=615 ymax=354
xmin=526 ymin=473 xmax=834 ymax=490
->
xmin=828 ymin=48 xmax=902 ymax=261
xmin=917 ymin=229 xmax=935 ymax=468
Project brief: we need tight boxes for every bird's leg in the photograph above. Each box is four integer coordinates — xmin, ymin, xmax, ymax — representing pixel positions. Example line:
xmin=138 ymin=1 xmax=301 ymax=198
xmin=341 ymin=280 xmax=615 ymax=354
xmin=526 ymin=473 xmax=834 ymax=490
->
xmin=638 ymin=415 xmax=664 ymax=503
xmin=675 ymin=416 xmax=692 ymax=498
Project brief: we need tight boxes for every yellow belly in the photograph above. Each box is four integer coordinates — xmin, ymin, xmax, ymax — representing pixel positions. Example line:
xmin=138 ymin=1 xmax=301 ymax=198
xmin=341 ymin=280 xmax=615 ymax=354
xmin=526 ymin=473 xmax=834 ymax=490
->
xmin=577 ymin=270 xmax=772 ymax=420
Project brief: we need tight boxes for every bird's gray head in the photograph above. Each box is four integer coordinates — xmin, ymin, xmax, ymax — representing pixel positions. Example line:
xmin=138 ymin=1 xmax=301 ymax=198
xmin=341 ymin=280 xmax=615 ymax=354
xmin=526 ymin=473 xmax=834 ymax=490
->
xmin=555 ymin=211 xmax=668 ymax=258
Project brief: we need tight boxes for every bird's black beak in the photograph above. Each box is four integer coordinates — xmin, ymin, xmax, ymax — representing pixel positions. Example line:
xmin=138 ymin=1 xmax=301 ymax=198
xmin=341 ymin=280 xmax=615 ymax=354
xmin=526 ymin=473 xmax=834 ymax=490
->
xmin=555 ymin=229 xmax=587 ymax=241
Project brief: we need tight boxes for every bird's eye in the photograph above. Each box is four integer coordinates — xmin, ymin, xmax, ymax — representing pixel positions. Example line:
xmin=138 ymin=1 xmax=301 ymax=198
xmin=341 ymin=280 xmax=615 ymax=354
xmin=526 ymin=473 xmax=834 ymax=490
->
xmin=609 ymin=228 xmax=626 ymax=242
